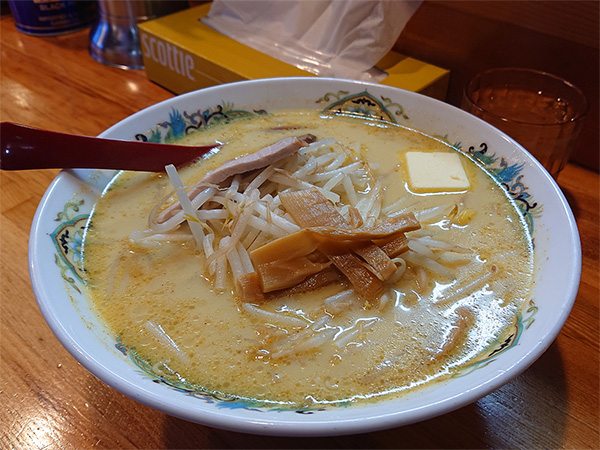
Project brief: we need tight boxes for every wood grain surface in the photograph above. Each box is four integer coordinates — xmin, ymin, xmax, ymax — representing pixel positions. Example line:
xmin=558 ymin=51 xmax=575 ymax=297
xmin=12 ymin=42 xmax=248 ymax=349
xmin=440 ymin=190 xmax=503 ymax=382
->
xmin=1 ymin=12 xmax=598 ymax=449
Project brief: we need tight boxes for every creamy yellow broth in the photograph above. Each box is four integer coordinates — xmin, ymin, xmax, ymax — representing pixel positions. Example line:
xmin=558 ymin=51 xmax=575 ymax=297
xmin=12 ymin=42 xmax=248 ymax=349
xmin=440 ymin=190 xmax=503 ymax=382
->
xmin=82 ymin=110 xmax=534 ymax=407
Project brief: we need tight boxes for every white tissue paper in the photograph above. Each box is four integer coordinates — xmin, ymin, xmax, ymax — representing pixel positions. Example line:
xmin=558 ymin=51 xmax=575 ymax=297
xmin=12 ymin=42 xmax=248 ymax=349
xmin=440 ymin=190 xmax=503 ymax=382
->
xmin=201 ymin=0 xmax=422 ymax=82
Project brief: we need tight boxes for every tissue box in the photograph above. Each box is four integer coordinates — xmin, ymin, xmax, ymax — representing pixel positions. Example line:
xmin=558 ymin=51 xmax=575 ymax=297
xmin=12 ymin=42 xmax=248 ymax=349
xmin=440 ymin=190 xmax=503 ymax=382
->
xmin=138 ymin=4 xmax=449 ymax=99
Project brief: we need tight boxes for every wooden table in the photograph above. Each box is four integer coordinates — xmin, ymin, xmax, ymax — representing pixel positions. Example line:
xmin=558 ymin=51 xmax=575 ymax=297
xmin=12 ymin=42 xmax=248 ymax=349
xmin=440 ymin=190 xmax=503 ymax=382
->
xmin=1 ymin=13 xmax=598 ymax=449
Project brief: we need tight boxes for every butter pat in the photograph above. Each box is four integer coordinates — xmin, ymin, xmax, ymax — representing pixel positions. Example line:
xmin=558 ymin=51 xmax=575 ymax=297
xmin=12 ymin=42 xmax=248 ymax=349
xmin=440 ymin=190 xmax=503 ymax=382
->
xmin=405 ymin=151 xmax=470 ymax=192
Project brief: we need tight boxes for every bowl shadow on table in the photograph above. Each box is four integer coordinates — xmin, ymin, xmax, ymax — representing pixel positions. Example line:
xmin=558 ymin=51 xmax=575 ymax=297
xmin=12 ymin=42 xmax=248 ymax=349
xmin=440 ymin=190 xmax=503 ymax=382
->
xmin=158 ymin=341 xmax=568 ymax=449
xmin=558 ymin=183 xmax=581 ymax=219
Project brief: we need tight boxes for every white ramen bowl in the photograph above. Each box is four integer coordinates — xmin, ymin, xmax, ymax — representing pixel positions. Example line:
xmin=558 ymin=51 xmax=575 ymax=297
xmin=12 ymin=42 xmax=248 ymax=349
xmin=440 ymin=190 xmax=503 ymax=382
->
xmin=29 ymin=77 xmax=580 ymax=436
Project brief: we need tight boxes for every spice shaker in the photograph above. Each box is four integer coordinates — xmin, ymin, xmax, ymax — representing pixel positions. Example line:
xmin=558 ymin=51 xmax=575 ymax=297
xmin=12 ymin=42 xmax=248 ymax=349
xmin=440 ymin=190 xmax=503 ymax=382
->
xmin=89 ymin=0 xmax=188 ymax=69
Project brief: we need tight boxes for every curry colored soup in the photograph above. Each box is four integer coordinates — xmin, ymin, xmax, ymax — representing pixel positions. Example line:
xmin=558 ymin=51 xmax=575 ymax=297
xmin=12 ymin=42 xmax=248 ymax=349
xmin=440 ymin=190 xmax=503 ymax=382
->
xmin=82 ymin=110 xmax=534 ymax=407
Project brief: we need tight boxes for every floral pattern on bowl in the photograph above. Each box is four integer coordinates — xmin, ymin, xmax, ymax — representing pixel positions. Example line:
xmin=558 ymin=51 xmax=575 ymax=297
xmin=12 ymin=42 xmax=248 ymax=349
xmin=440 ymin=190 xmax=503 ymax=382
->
xmin=49 ymin=89 xmax=540 ymax=413
xmin=32 ymin=78 xmax=579 ymax=436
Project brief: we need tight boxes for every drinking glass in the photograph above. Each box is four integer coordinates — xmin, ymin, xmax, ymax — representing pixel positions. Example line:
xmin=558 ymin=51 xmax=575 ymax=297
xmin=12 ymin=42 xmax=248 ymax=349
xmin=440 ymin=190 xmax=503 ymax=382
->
xmin=462 ymin=68 xmax=588 ymax=179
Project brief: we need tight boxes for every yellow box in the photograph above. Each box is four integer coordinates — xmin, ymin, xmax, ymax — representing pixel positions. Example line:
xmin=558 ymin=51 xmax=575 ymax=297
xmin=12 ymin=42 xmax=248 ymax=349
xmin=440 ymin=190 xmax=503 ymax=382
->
xmin=139 ymin=4 xmax=449 ymax=99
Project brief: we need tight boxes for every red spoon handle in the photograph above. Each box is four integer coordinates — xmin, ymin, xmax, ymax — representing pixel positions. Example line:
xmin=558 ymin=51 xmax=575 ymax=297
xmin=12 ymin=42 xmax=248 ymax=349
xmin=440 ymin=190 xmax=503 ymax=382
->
xmin=0 ymin=122 xmax=217 ymax=172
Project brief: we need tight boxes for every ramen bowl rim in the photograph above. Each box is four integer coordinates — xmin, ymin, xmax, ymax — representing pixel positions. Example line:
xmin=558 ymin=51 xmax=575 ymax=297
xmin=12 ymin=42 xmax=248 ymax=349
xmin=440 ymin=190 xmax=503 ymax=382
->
xmin=28 ymin=76 xmax=581 ymax=437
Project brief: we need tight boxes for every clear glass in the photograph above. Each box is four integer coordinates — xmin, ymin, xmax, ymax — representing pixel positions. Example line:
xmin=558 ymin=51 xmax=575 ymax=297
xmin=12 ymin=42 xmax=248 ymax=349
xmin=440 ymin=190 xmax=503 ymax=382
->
xmin=462 ymin=68 xmax=588 ymax=179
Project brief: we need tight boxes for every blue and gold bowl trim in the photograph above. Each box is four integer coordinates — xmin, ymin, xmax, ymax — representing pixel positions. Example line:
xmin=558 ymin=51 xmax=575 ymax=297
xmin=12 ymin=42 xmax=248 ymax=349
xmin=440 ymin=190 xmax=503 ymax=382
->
xmin=50 ymin=89 xmax=541 ymax=412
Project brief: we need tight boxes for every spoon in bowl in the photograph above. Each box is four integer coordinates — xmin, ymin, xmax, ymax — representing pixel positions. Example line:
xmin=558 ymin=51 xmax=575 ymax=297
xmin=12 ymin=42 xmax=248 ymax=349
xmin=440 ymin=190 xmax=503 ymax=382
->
xmin=0 ymin=122 xmax=220 ymax=172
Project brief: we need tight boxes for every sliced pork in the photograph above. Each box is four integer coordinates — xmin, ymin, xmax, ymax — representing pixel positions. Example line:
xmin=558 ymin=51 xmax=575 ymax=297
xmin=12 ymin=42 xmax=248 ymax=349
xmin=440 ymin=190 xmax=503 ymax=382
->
xmin=157 ymin=134 xmax=316 ymax=223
